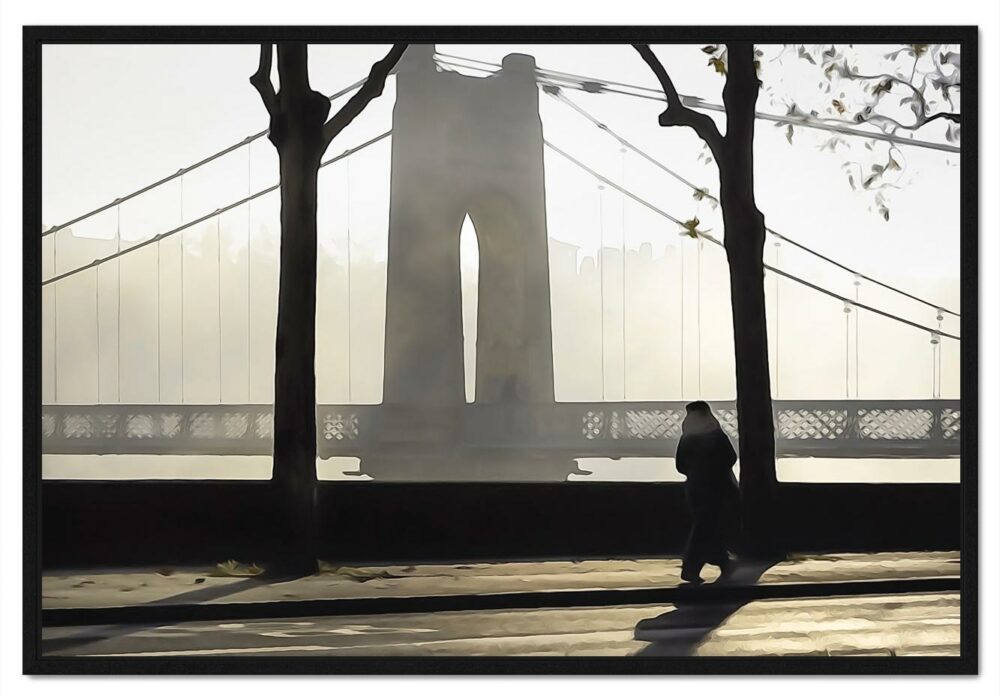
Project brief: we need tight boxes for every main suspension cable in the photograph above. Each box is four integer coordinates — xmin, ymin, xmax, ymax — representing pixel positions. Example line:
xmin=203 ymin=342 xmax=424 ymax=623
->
xmin=544 ymin=139 xmax=960 ymax=342
xmin=544 ymin=86 xmax=960 ymax=318
xmin=43 ymin=77 xmax=369 ymax=238
xmin=42 ymin=131 xmax=392 ymax=287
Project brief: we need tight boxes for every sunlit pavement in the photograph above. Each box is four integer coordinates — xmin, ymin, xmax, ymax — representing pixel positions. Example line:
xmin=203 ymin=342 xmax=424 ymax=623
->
xmin=42 ymin=591 xmax=960 ymax=658
xmin=42 ymin=551 xmax=960 ymax=610
xmin=40 ymin=552 xmax=962 ymax=658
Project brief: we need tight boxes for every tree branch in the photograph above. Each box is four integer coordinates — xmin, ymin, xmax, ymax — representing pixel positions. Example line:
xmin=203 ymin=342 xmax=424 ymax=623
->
xmin=250 ymin=43 xmax=277 ymax=117
xmin=924 ymin=111 xmax=961 ymax=125
xmin=632 ymin=44 xmax=724 ymax=158
xmin=323 ymin=44 xmax=408 ymax=147
xmin=827 ymin=59 xmax=959 ymax=133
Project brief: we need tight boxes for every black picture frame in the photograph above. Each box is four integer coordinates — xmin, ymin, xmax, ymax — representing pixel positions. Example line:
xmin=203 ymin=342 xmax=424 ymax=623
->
xmin=23 ymin=25 xmax=979 ymax=675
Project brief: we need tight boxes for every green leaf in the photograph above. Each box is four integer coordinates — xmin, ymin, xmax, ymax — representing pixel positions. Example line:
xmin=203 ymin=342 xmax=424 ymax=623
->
xmin=701 ymin=45 xmax=718 ymax=54
xmin=679 ymin=217 xmax=708 ymax=239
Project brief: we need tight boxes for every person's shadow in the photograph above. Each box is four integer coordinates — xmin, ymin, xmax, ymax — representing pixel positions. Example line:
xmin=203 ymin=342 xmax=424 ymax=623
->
xmin=633 ymin=558 xmax=778 ymax=656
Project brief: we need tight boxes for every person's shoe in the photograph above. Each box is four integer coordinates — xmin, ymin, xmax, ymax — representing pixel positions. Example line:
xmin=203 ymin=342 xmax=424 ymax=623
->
xmin=716 ymin=554 xmax=739 ymax=582
xmin=680 ymin=570 xmax=704 ymax=585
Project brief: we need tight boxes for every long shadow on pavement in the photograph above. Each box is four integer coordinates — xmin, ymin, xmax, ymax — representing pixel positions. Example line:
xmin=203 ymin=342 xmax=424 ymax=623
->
xmin=41 ymin=573 xmax=308 ymax=656
xmin=633 ymin=559 xmax=778 ymax=657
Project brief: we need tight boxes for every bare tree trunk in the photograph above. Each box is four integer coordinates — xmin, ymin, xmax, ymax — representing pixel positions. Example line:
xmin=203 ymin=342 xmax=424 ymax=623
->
xmin=251 ymin=42 xmax=406 ymax=571
xmin=634 ymin=41 xmax=779 ymax=553
xmin=719 ymin=43 xmax=778 ymax=551
xmin=269 ymin=47 xmax=330 ymax=571
xmin=272 ymin=145 xmax=323 ymax=568
xmin=720 ymin=193 xmax=777 ymax=549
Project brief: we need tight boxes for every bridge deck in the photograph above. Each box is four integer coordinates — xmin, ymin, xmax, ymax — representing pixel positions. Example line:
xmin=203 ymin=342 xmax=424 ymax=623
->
xmin=41 ymin=400 xmax=960 ymax=459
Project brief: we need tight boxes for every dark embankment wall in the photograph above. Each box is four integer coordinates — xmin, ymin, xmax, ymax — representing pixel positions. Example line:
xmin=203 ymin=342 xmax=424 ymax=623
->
xmin=40 ymin=481 xmax=960 ymax=568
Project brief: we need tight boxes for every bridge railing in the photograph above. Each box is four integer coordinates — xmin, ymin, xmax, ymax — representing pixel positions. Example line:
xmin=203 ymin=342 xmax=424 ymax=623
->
xmin=41 ymin=399 xmax=960 ymax=459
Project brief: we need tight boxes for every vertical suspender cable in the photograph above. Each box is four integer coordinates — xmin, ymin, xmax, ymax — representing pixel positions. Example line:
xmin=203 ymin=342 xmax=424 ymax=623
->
xmin=180 ymin=176 xmax=185 ymax=404
xmin=844 ymin=302 xmax=852 ymax=398
xmin=620 ymin=148 xmax=627 ymax=401
xmin=598 ymin=184 xmax=606 ymax=401
xmin=936 ymin=310 xmax=944 ymax=398
xmin=854 ymin=275 xmax=861 ymax=398
xmin=931 ymin=342 xmax=936 ymax=398
xmin=53 ymin=230 xmax=59 ymax=403
xmin=696 ymin=238 xmax=702 ymax=397
xmin=218 ymin=215 xmax=223 ymax=403
xmin=934 ymin=341 xmax=940 ymax=398
xmin=932 ymin=310 xmax=943 ymax=399
xmin=679 ymin=235 xmax=685 ymax=400
xmin=116 ymin=204 xmax=122 ymax=403
xmin=95 ymin=265 xmax=101 ymax=403
xmin=247 ymin=148 xmax=253 ymax=404
xmin=157 ymin=235 xmax=161 ymax=403
xmin=346 ymin=159 xmax=353 ymax=402
xmin=774 ymin=240 xmax=781 ymax=399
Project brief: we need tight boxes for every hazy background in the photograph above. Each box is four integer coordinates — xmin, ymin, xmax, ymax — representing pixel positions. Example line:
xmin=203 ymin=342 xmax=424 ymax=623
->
xmin=40 ymin=44 xmax=961 ymax=482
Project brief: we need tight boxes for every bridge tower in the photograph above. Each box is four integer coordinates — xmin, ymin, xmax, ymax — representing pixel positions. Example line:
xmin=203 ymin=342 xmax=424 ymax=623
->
xmin=369 ymin=45 xmax=572 ymax=480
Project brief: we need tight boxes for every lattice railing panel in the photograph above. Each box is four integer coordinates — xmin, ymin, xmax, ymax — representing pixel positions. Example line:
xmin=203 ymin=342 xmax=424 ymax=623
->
xmin=581 ymin=410 xmax=604 ymax=439
xmin=858 ymin=408 xmax=933 ymax=440
xmin=716 ymin=409 xmax=740 ymax=439
xmin=941 ymin=408 xmax=961 ymax=440
xmin=323 ymin=411 xmax=360 ymax=441
xmin=623 ymin=409 xmax=684 ymax=439
xmin=41 ymin=400 xmax=961 ymax=459
xmin=778 ymin=409 xmax=850 ymax=440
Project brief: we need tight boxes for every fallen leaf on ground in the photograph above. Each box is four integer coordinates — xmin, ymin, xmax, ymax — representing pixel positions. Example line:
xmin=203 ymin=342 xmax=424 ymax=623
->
xmin=212 ymin=560 xmax=264 ymax=577
xmin=317 ymin=562 xmax=404 ymax=583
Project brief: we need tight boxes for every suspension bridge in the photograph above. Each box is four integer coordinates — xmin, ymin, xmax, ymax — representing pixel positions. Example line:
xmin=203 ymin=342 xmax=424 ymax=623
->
xmin=39 ymin=46 xmax=961 ymax=479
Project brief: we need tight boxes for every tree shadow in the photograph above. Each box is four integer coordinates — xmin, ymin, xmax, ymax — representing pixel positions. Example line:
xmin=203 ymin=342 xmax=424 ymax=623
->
xmin=41 ymin=572 xmax=311 ymax=656
xmin=633 ymin=558 xmax=779 ymax=657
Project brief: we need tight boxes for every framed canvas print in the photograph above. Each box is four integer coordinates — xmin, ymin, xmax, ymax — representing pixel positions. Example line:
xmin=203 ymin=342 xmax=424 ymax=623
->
xmin=22 ymin=25 xmax=977 ymax=674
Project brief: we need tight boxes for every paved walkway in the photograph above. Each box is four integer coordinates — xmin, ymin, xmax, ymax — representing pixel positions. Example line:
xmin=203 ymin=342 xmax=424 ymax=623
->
xmin=41 ymin=590 xmax=962 ymax=658
xmin=43 ymin=551 xmax=959 ymax=610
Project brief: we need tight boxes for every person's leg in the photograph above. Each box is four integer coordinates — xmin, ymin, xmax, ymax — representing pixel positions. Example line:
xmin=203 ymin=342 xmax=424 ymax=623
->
xmin=681 ymin=518 xmax=707 ymax=583
xmin=703 ymin=503 xmax=736 ymax=576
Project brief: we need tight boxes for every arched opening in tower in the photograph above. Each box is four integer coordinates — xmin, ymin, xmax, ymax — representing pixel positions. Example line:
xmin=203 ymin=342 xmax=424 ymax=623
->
xmin=459 ymin=214 xmax=480 ymax=404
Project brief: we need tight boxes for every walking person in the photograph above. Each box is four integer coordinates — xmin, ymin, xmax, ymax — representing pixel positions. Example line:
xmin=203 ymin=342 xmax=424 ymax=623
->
xmin=676 ymin=400 xmax=739 ymax=584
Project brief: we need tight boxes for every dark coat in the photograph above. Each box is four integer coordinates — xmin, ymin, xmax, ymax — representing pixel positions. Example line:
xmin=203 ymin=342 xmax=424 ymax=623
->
xmin=676 ymin=425 xmax=739 ymax=573
xmin=675 ymin=427 xmax=739 ymax=511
